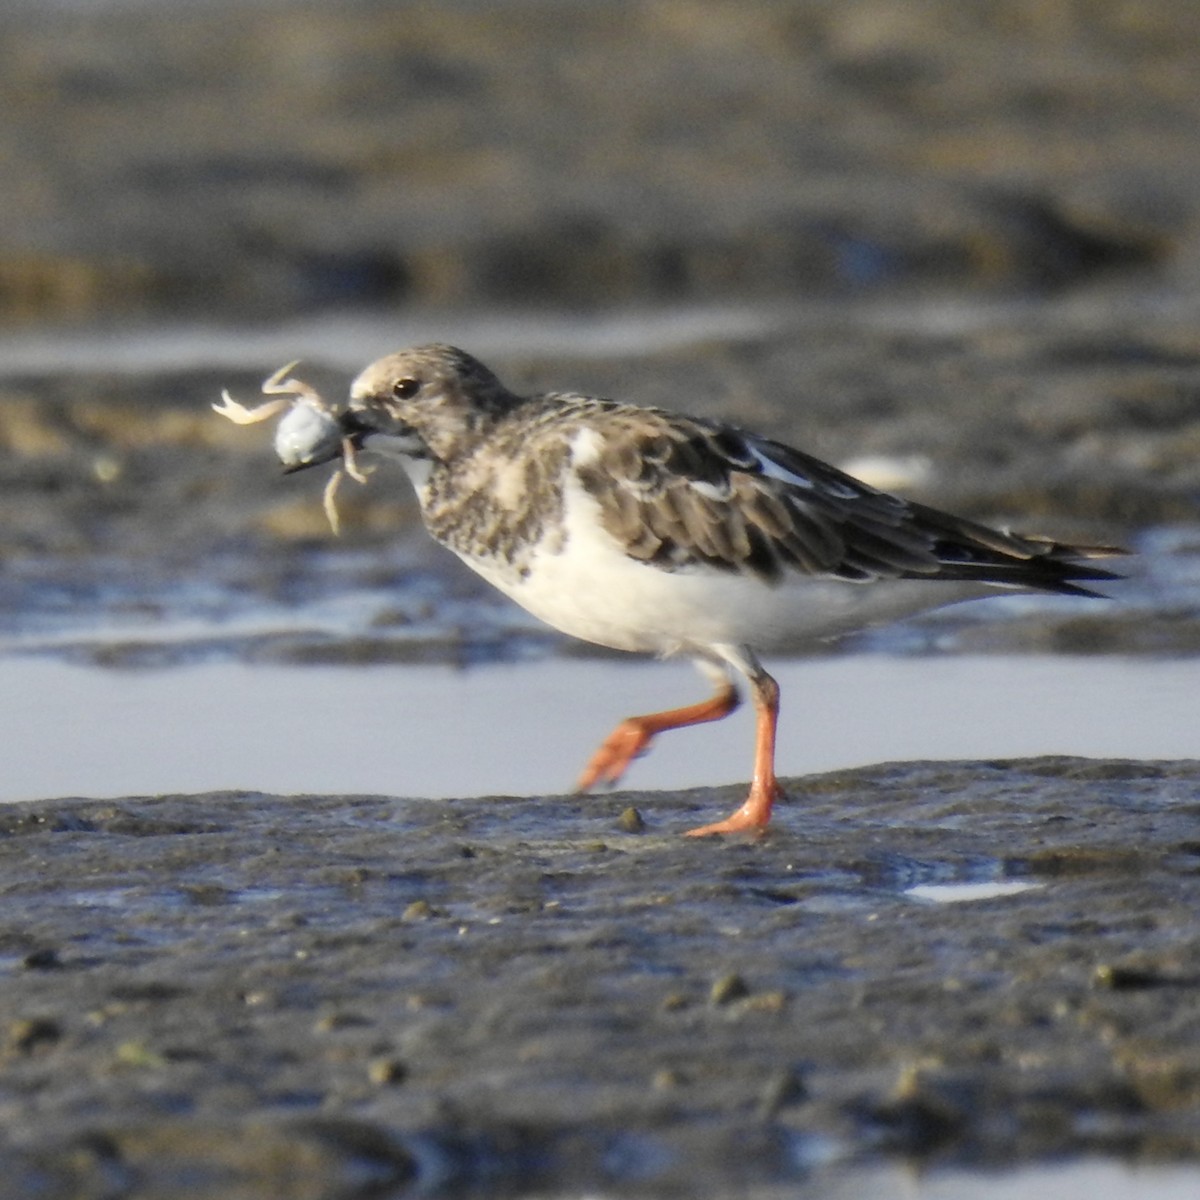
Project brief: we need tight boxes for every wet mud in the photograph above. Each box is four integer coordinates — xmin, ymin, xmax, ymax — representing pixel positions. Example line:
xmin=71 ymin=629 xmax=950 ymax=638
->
xmin=1 ymin=757 xmax=1199 ymax=1197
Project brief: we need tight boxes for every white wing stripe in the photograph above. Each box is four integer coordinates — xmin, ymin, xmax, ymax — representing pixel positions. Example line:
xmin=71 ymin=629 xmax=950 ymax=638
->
xmin=748 ymin=444 xmax=814 ymax=489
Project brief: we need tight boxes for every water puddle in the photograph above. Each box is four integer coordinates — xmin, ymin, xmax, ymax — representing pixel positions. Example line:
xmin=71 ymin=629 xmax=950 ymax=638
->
xmin=0 ymin=302 xmax=786 ymax=376
xmin=904 ymin=880 xmax=1044 ymax=904
xmin=532 ymin=1156 xmax=1200 ymax=1198
xmin=819 ymin=1158 xmax=1200 ymax=1199
xmin=1 ymin=653 xmax=1195 ymax=804
xmin=0 ymin=523 xmax=1194 ymax=668
xmin=5 ymin=285 xmax=1200 ymax=377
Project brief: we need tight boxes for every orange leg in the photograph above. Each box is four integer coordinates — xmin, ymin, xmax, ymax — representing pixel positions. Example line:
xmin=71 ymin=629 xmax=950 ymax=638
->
xmin=577 ymin=680 xmax=740 ymax=792
xmin=685 ymin=668 xmax=783 ymax=837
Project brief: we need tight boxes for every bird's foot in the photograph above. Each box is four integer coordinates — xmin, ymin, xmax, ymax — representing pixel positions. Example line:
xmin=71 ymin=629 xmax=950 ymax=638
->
xmin=576 ymin=720 xmax=653 ymax=791
xmin=683 ymin=782 xmax=782 ymax=837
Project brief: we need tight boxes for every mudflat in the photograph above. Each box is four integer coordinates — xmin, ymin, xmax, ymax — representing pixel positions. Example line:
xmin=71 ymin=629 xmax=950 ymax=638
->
xmin=2 ymin=757 xmax=1198 ymax=1196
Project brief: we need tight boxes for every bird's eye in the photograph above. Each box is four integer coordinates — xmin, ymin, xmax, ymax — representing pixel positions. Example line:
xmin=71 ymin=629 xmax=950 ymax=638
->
xmin=392 ymin=377 xmax=420 ymax=399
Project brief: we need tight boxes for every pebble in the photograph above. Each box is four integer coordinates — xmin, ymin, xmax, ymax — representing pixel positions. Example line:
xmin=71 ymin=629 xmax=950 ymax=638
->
xmin=367 ymin=1057 xmax=408 ymax=1085
xmin=709 ymin=973 xmax=750 ymax=1006
xmin=617 ymin=807 xmax=645 ymax=833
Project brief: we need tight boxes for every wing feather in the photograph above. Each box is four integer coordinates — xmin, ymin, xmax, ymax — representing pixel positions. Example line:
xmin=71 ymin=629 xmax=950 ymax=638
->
xmin=569 ymin=404 xmax=1124 ymax=593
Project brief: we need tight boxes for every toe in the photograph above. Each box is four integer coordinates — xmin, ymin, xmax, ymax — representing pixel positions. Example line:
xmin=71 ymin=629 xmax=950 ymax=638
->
xmin=576 ymin=722 xmax=652 ymax=791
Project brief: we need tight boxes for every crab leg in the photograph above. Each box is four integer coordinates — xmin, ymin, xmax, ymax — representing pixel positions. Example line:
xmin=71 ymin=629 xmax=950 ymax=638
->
xmin=342 ymin=436 xmax=369 ymax=484
xmin=215 ymin=360 xmax=370 ymax=537
xmin=213 ymin=361 xmax=325 ymax=424
xmin=212 ymin=391 xmax=292 ymax=425
xmin=261 ymin=360 xmax=326 ymax=407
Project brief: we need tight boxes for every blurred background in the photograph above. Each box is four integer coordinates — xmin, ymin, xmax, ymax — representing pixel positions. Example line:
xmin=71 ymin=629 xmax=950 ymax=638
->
xmin=0 ymin=0 xmax=1197 ymax=799
xmin=4 ymin=0 xmax=1199 ymax=320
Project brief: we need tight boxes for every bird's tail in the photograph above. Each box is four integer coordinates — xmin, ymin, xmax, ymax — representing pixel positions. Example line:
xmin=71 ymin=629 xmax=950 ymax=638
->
xmin=1006 ymin=534 xmax=1128 ymax=596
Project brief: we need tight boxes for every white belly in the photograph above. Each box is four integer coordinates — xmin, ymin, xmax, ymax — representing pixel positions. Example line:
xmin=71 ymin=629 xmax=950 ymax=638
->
xmin=454 ymin=477 xmax=993 ymax=658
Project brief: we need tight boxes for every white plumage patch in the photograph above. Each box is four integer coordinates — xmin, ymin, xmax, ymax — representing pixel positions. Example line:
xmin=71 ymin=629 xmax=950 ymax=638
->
xmin=474 ymin=468 xmax=993 ymax=658
xmin=748 ymin=444 xmax=814 ymax=489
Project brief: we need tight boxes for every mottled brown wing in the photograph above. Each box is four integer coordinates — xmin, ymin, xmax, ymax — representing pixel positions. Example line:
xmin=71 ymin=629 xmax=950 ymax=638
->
xmin=573 ymin=408 xmax=1123 ymax=594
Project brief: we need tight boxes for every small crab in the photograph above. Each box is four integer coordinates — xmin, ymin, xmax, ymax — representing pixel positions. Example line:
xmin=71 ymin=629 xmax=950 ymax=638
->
xmin=213 ymin=361 xmax=370 ymax=534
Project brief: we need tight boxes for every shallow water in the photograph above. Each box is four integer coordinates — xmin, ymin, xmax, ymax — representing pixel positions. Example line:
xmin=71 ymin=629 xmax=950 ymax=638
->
xmin=903 ymin=879 xmax=1045 ymax=903
xmin=820 ymin=1159 xmax=1200 ymax=1200
xmin=0 ymin=303 xmax=784 ymax=376
xmin=2 ymin=284 xmax=1196 ymax=377
xmin=4 ymin=652 xmax=1195 ymax=804
xmin=0 ymin=525 xmax=1191 ymax=671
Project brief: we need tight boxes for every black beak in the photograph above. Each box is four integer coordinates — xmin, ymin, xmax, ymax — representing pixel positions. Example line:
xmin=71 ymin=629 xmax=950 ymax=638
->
xmin=282 ymin=458 xmax=328 ymax=476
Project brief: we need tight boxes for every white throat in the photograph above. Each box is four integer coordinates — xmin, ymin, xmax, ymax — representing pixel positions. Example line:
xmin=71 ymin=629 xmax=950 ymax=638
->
xmin=361 ymin=431 xmax=434 ymax=491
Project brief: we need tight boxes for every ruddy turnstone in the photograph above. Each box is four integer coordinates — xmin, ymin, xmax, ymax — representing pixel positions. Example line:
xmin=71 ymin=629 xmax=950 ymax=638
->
xmin=221 ymin=345 xmax=1124 ymax=836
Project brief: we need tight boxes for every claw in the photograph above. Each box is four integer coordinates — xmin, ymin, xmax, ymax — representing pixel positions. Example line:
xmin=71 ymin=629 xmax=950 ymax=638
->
xmin=212 ymin=391 xmax=291 ymax=425
xmin=261 ymin=359 xmax=302 ymax=393
xmin=217 ymin=363 xmax=373 ymax=537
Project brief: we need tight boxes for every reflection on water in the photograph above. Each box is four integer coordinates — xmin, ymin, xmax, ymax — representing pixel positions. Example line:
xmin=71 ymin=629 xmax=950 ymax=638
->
xmin=3 ymin=286 xmax=1200 ymax=377
xmin=904 ymin=880 xmax=1044 ymax=903
xmin=822 ymin=1159 xmax=1200 ymax=1200
xmin=2 ymin=653 xmax=1196 ymax=804
xmin=0 ymin=303 xmax=785 ymax=375
xmin=0 ymin=523 xmax=1194 ymax=669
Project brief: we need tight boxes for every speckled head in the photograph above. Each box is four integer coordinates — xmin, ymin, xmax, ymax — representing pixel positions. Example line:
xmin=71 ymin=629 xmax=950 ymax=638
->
xmin=347 ymin=344 xmax=520 ymax=463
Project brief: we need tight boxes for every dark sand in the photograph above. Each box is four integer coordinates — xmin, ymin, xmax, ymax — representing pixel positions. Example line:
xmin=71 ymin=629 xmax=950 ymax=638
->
xmin=2 ymin=758 xmax=1199 ymax=1196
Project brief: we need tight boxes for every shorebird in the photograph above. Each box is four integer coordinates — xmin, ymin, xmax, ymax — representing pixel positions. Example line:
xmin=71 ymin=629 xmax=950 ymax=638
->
xmin=225 ymin=345 xmax=1123 ymax=835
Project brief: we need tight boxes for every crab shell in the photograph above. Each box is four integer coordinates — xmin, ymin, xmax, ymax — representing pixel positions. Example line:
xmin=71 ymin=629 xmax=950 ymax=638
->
xmin=273 ymin=400 xmax=344 ymax=470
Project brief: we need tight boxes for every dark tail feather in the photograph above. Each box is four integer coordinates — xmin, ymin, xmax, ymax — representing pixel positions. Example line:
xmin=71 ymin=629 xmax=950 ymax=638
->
xmin=1019 ymin=535 xmax=1128 ymax=596
xmin=912 ymin=529 xmax=1129 ymax=597
xmin=1020 ymin=534 xmax=1128 ymax=561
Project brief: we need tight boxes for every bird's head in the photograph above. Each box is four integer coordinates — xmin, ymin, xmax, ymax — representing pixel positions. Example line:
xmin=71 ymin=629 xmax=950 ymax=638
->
xmin=344 ymin=344 xmax=518 ymax=464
